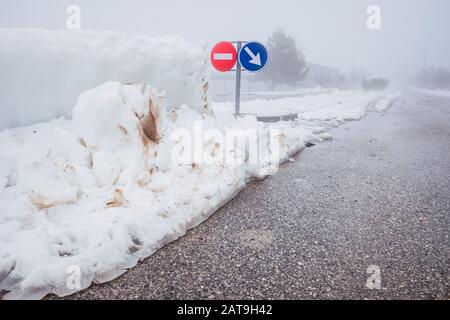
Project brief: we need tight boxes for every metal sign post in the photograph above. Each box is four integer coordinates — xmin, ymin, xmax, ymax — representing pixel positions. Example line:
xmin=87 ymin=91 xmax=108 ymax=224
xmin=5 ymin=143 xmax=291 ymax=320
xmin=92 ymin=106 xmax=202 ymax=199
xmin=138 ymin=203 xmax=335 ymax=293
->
xmin=235 ymin=41 xmax=242 ymax=115
xmin=210 ymin=40 xmax=268 ymax=117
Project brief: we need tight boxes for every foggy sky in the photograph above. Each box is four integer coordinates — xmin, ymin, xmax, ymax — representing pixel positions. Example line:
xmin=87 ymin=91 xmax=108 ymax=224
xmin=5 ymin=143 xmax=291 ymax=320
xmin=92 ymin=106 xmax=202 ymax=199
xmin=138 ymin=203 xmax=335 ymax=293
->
xmin=1 ymin=0 xmax=449 ymax=83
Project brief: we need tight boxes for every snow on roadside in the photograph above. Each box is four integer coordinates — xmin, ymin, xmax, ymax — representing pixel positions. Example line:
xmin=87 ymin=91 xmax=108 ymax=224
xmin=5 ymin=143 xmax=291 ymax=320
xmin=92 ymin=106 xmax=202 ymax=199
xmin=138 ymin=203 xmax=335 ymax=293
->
xmin=411 ymin=88 xmax=450 ymax=99
xmin=0 ymin=30 xmax=401 ymax=299
xmin=0 ymin=81 xmax=311 ymax=299
xmin=373 ymin=91 xmax=402 ymax=112
xmin=0 ymin=85 xmax=399 ymax=299
xmin=214 ymin=89 xmax=401 ymax=129
xmin=247 ymin=87 xmax=333 ymax=97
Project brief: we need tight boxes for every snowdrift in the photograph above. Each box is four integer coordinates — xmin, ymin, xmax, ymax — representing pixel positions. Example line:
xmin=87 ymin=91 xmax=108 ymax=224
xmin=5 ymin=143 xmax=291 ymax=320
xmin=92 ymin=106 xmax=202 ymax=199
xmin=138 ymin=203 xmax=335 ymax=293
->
xmin=0 ymin=81 xmax=308 ymax=299
xmin=0 ymin=29 xmax=209 ymax=130
xmin=411 ymin=88 xmax=450 ymax=99
xmin=214 ymin=90 xmax=402 ymax=130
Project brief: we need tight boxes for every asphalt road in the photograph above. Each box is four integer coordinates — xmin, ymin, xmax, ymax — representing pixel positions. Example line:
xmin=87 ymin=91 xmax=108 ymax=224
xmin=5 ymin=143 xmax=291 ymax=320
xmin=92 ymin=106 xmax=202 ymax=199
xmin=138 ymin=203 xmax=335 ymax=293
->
xmin=59 ymin=89 xmax=449 ymax=300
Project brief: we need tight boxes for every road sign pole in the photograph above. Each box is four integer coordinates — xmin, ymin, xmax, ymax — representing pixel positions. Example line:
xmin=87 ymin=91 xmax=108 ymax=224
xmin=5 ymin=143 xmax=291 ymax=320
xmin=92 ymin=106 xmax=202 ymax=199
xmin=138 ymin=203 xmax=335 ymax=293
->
xmin=211 ymin=40 xmax=267 ymax=115
xmin=235 ymin=41 xmax=242 ymax=115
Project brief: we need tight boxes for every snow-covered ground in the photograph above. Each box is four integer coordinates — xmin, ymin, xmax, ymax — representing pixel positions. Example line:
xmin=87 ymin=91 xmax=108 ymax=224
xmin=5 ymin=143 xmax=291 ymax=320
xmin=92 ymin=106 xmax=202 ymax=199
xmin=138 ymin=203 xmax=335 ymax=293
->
xmin=411 ymin=88 xmax=450 ymax=99
xmin=0 ymin=29 xmax=401 ymax=300
xmin=215 ymin=90 xmax=401 ymax=123
xmin=245 ymin=87 xmax=333 ymax=97
xmin=0 ymin=86 xmax=399 ymax=299
xmin=210 ymin=86 xmax=333 ymax=103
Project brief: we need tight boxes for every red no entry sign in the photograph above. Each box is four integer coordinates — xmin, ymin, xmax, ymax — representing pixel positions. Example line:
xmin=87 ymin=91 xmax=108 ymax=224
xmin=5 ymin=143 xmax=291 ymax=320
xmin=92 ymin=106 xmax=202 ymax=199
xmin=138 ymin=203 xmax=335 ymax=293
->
xmin=210 ymin=41 xmax=237 ymax=72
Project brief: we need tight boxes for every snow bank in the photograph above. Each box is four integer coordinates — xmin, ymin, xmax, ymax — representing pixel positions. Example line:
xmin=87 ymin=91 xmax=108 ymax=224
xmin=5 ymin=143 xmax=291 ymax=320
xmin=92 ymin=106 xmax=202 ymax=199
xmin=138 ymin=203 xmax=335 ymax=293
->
xmin=373 ymin=91 xmax=402 ymax=112
xmin=214 ymin=89 xmax=401 ymax=130
xmin=249 ymin=87 xmax=334 ymax=97
xmin=411 ymin=88 xmax=450 ymax=99
xmin=0 ymin=84 xmax=400 ymax=299
xmin=0 ymin=29 xmax=209 ymax=130
xmin=0 ymin=81 xmax=308 ymax=299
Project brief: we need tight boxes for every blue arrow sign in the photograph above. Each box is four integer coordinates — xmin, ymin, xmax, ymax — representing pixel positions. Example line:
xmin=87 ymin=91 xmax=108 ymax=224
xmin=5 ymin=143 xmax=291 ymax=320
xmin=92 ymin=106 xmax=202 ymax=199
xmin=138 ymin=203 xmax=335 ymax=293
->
xmin=239 ymin=42 xmax=268 ymax=72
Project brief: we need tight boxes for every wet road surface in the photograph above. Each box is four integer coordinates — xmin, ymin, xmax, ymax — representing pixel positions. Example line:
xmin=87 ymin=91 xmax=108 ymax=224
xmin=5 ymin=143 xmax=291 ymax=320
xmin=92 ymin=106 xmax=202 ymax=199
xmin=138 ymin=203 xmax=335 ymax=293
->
xmin=58 ymin=90 xmax=449 ymax=299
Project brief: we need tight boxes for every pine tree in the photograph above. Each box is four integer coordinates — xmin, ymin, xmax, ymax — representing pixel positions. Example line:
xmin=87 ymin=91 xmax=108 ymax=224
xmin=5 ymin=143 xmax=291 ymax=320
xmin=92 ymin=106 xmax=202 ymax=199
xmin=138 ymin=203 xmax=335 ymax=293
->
xmin=258 ymin=29 xmax=308 ymax=89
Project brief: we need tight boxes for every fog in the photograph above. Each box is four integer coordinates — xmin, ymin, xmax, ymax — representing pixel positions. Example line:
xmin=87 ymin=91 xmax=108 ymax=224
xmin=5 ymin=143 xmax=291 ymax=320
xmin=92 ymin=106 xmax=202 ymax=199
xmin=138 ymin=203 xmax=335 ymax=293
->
xmin=1 ymin=0 xmax=449 ymax=83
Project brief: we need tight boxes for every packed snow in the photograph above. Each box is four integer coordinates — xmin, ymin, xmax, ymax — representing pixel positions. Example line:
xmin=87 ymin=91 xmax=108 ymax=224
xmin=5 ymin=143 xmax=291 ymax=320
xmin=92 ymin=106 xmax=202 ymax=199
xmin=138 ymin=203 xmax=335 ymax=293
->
xmin=411 ymin=88 xmax=450 ymax=99
xmin=0 ymin=84 xmax=398 ymax=299
xmin=214 ymin=90 xmax=401 ymax=127
xmin=245 ymin=87 xmax=334 ymax=97
xmin=0 ymin=29 xmax=209 ymax=130
xmin=0 ymin=30 xmax=401 ymax=300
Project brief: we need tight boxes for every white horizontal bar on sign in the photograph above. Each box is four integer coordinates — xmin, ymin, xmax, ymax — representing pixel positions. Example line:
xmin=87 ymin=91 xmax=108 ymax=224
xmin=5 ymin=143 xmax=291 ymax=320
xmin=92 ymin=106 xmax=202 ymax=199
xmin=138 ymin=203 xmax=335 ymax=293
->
xmin=213 ymin=53 xmax=233 ymax=60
